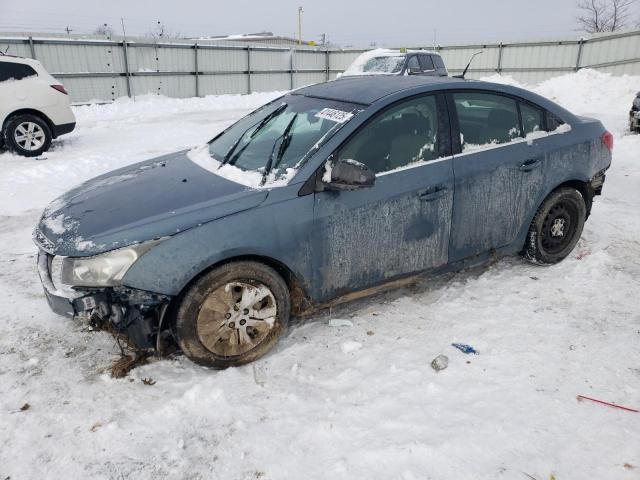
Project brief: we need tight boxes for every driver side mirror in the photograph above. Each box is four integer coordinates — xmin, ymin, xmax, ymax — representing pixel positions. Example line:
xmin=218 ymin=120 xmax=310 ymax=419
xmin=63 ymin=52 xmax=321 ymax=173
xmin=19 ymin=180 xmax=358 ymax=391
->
xmin=321 ymin=158 xmax=375 ymax=191
xmin=407 ymin=66 xmax=421 ymax=75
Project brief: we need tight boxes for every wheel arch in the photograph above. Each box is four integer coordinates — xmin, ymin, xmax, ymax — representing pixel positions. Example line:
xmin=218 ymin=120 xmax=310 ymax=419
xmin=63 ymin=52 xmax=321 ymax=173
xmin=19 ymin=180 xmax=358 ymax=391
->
xmin=2 ymin=108 xmax=56 ymax=137
xmin=167 ymin=254 xmax=313 ymax=322
xmin=547 ymin=179 xmax=593 ymax=217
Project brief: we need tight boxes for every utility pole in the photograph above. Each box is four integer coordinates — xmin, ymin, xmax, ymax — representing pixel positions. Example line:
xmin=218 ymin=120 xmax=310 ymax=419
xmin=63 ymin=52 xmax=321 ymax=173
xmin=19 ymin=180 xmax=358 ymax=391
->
xmin=298 ymin=6 xmax=303 ymax=45
xmin=319 ymin=33 xmax=326 ymax=46
xmin=65 ymin=26 xmax=73 ymax=38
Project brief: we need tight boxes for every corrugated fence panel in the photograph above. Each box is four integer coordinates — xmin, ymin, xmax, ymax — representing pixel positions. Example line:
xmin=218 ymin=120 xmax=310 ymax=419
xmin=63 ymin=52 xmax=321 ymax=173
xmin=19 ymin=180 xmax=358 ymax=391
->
xmin=251 ymin=73 xmax=290 ymax=92
xmin=199 ymin=48 xmax=247 ymax=72
xmin=1 ymin=42 xmax=33 ymax=58
xmin=158 ymin=46 xmax=194 ymax=72
xmin=502 ymin=43 xmax=578 ymax=69
xmin=1 ymin=31 xmax=639 ymax=103
xmin=132 ymin=75 xmax=196 ymax=98
xmin=59 ymin=76 xmax=128 ymax=103
xmin=35 ymin=42 xmax=123 ymax=74
xmin=440 ymin=47 xmax=500 ymax=72
xmin=581 ymin=35 xmax=640 ymax=66
xmin=128 ymin=45 xmax=159 ymax=73
xmin=251 ymin=50 xmax=291 ymax=71
xmin=329 ymin=50 xmax=365 ymax=71
xmin=199 ymin=74 xmax=248 ymax=95
xmin=293 ymin=72 xmax=326 ymax=88
xmin=294 ymin=50 xmax=325 ymax=70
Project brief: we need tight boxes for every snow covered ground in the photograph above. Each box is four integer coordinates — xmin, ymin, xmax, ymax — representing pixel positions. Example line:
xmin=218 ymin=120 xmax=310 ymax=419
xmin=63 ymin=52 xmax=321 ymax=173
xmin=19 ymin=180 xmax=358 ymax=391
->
xmin=1 ymin=70 xmax=639 ymax=480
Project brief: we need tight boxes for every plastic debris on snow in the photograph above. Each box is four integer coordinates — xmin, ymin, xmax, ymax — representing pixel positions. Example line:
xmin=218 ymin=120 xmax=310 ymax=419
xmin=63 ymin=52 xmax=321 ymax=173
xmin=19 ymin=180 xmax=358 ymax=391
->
xmin=452 ymin=343 xmax=479 ymax=355
xmin=431 ymin=354 xmax=449 ymax=372
xmin=328 ymin=318 xmax=353 ymax=328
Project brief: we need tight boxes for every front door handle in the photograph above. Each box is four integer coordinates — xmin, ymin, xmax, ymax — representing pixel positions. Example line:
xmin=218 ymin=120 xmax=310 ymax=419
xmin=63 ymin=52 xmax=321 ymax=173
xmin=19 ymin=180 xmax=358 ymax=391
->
xmin=519 ymin=158 xmax=542 ymax=172
xmin=419 ymin=186 xmax=448 ymax=202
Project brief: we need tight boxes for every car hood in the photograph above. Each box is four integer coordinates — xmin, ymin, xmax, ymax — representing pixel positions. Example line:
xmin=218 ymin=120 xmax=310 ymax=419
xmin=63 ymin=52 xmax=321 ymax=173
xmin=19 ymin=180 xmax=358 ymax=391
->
xmin=36 ymin=150 xmax=269 ymax=257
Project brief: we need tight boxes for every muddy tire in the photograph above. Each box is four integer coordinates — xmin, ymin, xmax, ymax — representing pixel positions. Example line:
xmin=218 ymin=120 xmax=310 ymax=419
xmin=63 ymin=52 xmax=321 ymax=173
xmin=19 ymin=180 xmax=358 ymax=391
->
xmin=523 ymin=187 xmax=586 ymax=264
xmin=3 ymin=114 xmax=52 ymax=157
xmin=174 ymin=261 xmax=290 ymax=369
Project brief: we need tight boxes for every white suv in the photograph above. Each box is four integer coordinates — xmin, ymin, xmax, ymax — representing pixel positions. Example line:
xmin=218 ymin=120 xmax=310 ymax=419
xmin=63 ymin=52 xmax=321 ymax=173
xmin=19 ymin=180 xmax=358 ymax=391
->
xmin=0 ymin=54 xmax=75 ymax=157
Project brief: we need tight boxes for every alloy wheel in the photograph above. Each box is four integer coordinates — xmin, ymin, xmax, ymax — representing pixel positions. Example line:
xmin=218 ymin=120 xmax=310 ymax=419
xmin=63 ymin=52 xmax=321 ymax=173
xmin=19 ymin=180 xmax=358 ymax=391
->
xmin=196 ymin=281 xmax=278 ymax=357
xmin=14 ymin=122 xmax=46 ymax=151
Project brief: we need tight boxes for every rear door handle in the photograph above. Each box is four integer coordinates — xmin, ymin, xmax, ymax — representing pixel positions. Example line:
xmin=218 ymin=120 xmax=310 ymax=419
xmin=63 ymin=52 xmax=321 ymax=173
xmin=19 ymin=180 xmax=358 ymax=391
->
xmin=519 ymin=158 xmax=542 ymax=172
xmin=419 ymin=186 xmax=448 ymax=202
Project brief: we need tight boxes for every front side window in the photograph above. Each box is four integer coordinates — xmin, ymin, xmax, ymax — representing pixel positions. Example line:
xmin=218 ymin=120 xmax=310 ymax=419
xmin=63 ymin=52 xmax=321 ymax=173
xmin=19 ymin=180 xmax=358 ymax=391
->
xmin=406 ymin=56 xmax=420 ymax=72
xmin=0 ymin=62 xmax=37 ymax=82
xmin=207 ymin=95 xmax=360 ymax=183
xmin=338 ymin=96 xmax=441 ymax=174
xmin=453 ymin=92 xmax=521 ymax=152
xmin=520 ymin=102 xmax=545 ymax=135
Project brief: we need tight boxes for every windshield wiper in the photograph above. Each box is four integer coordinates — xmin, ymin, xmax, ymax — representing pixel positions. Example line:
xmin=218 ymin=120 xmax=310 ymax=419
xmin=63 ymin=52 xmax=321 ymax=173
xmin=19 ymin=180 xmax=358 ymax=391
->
xmin=261 ymin=113 xmax=298 ymax=185
xmin=220 ymin=103 xmax=287 ymax=167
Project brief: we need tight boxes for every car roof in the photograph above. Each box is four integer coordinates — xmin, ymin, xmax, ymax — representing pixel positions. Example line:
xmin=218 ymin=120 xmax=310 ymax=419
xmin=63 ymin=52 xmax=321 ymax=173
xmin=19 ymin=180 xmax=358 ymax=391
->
xmin=295 ymin=75 xmax=465 ymax=105
xmin=0 ymin=54 xmax=38 ymax=66
xmin=294 ymin=75 xmax=579 ymax=122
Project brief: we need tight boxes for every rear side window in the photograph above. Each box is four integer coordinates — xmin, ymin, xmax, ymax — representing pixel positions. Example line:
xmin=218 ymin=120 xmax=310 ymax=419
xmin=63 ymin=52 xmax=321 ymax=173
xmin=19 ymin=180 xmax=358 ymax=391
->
xmin=453 ymin=92 xmax=521 ymax=152
xmin=433 ymin=55 xmax=446 ymax=70
xmin=339 ymin=95 xmax=441 ymax=174
xmin=546 ymin=113 xmax=564 ymax=131
xmin=0 ymin=62 xmax=37 ymax=82
xmin=520 ymin=102 xmax=545 ymax=134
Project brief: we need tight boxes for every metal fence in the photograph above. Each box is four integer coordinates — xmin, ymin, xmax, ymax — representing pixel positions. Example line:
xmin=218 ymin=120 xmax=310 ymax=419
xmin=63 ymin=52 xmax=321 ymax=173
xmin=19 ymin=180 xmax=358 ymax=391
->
xmin=1 ymin=30 xmax=639 ymax=103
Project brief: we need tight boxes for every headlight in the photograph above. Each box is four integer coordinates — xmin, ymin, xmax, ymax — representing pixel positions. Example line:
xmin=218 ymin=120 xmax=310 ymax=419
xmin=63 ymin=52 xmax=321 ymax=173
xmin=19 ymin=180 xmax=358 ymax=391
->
xmin=60 ymin=240 xmax=160 ymax=287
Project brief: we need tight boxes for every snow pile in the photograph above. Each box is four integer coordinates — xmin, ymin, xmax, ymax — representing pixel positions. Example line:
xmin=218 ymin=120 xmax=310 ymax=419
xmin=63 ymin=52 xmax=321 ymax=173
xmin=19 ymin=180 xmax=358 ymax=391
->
xmin=482 ymin=69 xmax=638 ymax=134
xmin=1 ymin=70 xmax=640 ymax=479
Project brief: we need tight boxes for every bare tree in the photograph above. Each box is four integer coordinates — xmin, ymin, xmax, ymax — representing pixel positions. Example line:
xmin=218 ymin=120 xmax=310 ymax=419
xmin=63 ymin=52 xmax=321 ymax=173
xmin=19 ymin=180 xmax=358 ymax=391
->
xmin=577 ymin=0 xmax=637 ymax=33
xmin=93 ymin=23 xmax=114 ymax=37
xmin=148 ymin=21 xmax=180 ymax=40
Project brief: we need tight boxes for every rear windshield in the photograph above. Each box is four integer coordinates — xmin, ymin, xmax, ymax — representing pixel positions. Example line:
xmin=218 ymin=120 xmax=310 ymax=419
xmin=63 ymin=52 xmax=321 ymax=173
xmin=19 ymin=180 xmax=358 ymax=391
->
xmin=0 ymin=62 xmax=37 ymax=82
xmin=206 ymin=94 xmax=361 ymax=185
xmin=361 ymin=56 xmax=405 ymax=74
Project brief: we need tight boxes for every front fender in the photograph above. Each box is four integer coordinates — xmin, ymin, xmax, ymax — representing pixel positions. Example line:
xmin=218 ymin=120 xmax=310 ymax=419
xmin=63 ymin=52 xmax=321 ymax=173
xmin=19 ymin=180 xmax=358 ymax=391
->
xmin=121 ymin=194 xmax=315 ymax=298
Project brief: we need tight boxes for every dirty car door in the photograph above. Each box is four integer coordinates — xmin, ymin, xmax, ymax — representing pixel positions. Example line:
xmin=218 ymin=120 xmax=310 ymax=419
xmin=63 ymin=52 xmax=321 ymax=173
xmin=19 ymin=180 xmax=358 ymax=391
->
xmin=312 ymin=94 xmax=454 ymax=302
xmin=447 ymin=91 xmax=546 ymax=262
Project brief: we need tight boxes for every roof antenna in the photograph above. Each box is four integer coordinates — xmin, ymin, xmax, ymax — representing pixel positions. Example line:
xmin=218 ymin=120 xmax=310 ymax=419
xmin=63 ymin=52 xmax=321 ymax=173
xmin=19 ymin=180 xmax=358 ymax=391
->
xmin=455 ymin=51 xmax=483 ymax=79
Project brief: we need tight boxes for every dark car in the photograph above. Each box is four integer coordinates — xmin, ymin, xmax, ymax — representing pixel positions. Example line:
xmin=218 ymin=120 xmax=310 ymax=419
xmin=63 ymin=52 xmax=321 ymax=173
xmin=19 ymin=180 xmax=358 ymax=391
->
xmin=630 ymin=91 xmax=640 ymax=132
xmin=342 ymin=49 xmax=448 ymax=77
xmin=34 ymin=76 xmax=612 ymax=369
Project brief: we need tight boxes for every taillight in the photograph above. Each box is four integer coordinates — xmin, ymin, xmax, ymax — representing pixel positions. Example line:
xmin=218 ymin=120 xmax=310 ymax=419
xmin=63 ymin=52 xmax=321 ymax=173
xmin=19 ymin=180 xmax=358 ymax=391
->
xmin=602 ymin=131 xmax=614 ymax=151
xmin=50 ymin=84 xmax=68 ymax=95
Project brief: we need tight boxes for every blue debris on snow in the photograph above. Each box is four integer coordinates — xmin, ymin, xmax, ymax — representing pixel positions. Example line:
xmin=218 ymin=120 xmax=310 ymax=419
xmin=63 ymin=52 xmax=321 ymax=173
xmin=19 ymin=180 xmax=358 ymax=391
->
xmin=452 ymin=343 xmax=479 ymax=355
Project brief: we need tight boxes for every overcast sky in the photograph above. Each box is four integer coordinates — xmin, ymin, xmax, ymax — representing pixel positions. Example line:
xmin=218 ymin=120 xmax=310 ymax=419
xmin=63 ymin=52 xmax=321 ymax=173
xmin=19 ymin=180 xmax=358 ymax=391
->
xmin=0 ymin=0 xmax=614 ymax=46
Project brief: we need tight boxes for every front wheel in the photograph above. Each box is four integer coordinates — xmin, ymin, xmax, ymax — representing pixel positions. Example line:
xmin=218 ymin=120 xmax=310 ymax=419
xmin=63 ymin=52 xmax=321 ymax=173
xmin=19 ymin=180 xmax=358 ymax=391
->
xmin=173 ymin=261 xmax=290 ymax=368
xmin=523 ymin=187 xmax=586 ymax=264
xmin=3 ymin=114 xmax=52 ymax=157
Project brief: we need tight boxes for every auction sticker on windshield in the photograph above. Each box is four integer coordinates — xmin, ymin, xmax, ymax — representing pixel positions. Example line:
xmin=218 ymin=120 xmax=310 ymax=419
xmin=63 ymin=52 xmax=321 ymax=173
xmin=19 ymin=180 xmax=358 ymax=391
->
xmin=315 ymin=108 xmax=354 ymax=123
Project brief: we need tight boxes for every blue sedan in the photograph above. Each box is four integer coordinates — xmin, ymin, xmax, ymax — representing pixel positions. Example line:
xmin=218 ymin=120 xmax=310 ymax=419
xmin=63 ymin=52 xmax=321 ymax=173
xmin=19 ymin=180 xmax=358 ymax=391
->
xmin=34 ymin=76 xmax=612 ymax=368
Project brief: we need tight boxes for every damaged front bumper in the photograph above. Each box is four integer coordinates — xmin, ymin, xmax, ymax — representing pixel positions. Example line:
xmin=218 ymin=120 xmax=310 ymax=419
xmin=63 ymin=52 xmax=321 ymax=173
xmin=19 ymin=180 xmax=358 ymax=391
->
xmin=37 ymin=250 xmax=172 ymax=349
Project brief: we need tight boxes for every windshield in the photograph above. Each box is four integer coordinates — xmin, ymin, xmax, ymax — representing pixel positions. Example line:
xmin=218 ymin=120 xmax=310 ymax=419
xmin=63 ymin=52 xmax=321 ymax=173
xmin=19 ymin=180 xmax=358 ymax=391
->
xmin=207 ymin=94 xmax=360 ymax=185
xmin=361 ymin=56 xmax=405 ymax=74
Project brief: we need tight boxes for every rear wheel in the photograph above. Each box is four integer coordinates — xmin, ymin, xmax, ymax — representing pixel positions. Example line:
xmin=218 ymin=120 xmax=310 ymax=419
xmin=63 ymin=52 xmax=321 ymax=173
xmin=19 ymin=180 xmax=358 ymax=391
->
xmin=174 ymin=261 xmax=290 ymax=368
xmin=3 ymin=114 xmax=52 ymax=157
xmin=523 ymin=187 xmax=586 ymax=264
